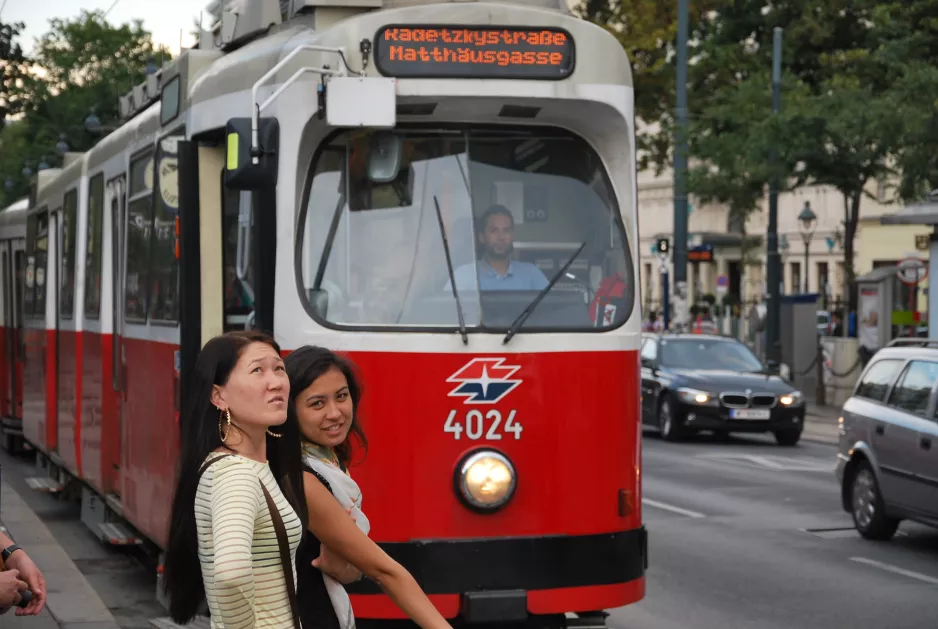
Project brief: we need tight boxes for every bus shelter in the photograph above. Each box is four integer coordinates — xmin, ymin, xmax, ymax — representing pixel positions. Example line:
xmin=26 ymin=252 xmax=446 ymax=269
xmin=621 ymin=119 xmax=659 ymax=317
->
xmin=879 ymin=193 xmax=938 ymax=336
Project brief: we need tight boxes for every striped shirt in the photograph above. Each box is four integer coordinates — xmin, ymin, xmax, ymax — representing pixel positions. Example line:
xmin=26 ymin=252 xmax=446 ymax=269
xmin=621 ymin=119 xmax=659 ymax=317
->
xmin=195 ymin=454 xmax=303 ymax=629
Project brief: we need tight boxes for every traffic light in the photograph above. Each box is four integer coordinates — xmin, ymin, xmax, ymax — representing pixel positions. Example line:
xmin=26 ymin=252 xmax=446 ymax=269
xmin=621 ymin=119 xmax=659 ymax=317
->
xmin=656 ymin=238 xmax=670 ymax=255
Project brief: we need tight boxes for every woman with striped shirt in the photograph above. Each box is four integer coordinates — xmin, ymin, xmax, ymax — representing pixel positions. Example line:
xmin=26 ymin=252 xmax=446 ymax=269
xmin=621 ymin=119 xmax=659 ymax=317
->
xmin=162 ymin=331 xmax=308 ymax=629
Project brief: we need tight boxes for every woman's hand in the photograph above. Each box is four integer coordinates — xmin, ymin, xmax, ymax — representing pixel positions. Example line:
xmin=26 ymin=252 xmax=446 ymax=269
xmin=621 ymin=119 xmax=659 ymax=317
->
xmin=0 ymin=569 xmax=28 ymax=610
xmin=3 ymin=552 xmax=44 ymax=616
xmin=313 ymin=543 xmax=363 ymax=584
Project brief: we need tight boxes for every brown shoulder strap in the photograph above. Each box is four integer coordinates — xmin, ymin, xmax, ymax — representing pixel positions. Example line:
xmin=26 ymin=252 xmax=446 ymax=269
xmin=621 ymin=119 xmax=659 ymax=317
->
xmin=197 ymin=453 xmax=233 ymax=484
xmin=260 ymin=481 xmax=301 ymax=629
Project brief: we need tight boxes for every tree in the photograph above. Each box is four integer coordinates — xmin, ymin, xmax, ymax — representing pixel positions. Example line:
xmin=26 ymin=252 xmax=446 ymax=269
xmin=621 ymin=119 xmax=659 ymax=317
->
xmin=667 ymin=1 xmax=901 ymax=313
xmin=4 ymin=9 xmax=172 ymax=199
xmin=575 ymin=0 xmax=725 ymax=170
xmin=779 ymin=76 xmax=902 ymax=311
xmin=869 ymin=1 xmax=938 ymax=199
xmin=0 ymin=20 xmax=28 ymax=121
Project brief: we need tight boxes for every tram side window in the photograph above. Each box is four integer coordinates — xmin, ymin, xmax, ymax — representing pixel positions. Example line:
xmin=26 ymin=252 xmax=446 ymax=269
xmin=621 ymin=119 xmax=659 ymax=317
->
xmin=124 ymin=151 xmax=154 ymax=323
xmin=24 ymin=211 xmax=48 ymax=318
xmin=222 ymin=185 xmax=255 ymax=330
xmin=60 ymin=189 xmax=78 ymax=319
xmin=149 ymin=133 xmax=183 ymax=323
xmin=84 ymin=174 xmax=104 ymax=319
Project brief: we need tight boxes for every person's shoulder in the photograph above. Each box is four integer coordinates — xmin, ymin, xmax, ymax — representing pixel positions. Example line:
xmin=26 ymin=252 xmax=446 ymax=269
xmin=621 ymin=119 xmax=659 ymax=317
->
xmin=208 ymin=454 xmax=262 ymax=484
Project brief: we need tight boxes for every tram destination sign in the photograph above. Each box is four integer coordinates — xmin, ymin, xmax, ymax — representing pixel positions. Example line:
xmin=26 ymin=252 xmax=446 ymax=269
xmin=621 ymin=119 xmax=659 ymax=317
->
xmin=373 ymin=25 xmax=575 ymax=80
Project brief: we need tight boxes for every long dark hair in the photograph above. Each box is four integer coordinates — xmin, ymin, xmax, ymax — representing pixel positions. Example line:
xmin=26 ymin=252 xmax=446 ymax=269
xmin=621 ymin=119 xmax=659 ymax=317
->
xmin=161 ymin=330 xmax=307 ymax=624
xmin=284 ymin=345 xmax=368 ymax=469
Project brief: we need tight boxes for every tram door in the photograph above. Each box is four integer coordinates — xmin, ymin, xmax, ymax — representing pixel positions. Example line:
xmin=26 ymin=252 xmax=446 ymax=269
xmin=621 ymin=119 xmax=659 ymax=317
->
xmin=2 ymin=244 xmax=12 ymax=417
xmin=108 ymin=176 xmax=126 ymax=491
xmin=56 ymin=191 xmax=79 ymax=474
xmin=1 ymin=241 xmax=23 ymax=419
xmin=12 ymin=243 xmax=24 ymax=420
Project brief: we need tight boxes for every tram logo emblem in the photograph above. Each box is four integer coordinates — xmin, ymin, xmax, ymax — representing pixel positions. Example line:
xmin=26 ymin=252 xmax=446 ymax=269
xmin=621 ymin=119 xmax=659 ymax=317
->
xmin=446 ymin=358 xmax=522 ymax=405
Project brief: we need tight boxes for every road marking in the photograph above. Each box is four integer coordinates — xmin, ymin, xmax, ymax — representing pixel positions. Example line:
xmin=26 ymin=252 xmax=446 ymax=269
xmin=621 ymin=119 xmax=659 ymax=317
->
xmin=696 ymin=453 xmax=834 ymax=472
xmin=849 ymin=557 xmax=938 ymax=585
xmin=642 ymin=498 xmax=706 ymax=518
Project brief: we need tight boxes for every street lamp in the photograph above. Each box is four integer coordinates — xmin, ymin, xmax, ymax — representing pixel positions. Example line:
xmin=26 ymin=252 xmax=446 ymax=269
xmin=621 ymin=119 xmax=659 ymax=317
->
xmin=797 ymin=201 xmax=817 ymax=293
xmin=56 ymin=133 xmax=70 ymax=154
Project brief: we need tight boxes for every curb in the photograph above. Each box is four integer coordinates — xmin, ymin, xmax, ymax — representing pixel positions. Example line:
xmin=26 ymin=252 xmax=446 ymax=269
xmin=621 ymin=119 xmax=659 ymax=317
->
xmin=0 ymin=482 xmax=121 ymax=629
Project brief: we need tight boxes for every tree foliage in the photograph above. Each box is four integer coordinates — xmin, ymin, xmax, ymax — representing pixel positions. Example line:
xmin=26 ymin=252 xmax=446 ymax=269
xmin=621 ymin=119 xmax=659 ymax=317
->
xmin=1 ymin=10 xmax=171 ymax=205
xmin=586 ymin=0 xmax=933 ymax=311
xmin=0 ymin=21 xmax=29 ymax=121
xmin=576 ymin=0 xmax=725 ymax=170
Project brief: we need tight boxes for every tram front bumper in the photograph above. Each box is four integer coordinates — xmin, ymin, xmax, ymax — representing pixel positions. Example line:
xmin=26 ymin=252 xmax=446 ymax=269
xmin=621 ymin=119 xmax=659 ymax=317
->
xmin=347 ymin=527 xmax=647 ymax=618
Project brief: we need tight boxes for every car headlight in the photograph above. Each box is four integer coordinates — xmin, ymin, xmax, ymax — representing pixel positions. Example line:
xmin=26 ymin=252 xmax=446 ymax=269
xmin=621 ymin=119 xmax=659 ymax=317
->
xmin=676 ymin=387 xmax=719 ymax=407
xmin=455 ymin=450 xmax=517 ymax=512
xmin=779 ymin=391 xmax=804 ymax=406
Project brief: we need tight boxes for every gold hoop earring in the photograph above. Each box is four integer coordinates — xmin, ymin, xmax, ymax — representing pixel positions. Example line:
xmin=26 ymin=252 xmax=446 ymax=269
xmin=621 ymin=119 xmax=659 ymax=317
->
xmin=267 ymin=429 xmax=282 ymax=438
xmin=219 ymin=408 xmax=231 ymax=443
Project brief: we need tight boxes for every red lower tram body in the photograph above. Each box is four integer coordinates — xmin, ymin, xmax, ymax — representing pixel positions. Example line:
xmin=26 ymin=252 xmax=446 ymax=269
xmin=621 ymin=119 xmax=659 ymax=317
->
xmin=18 ymin=329 xmax=179 ymax=548
xmin=15 ymin=330 xmax=645 ymax=619
xmin=339 ymin=349 xmax=646 ymax=619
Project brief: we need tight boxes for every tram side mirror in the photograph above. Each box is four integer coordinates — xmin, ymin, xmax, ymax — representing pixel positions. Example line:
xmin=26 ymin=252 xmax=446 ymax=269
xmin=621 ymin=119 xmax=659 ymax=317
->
xmin=367 ymin=132 xmax=403 ymax=184
xmin=224 ymin=117 xmax=280 ymax=190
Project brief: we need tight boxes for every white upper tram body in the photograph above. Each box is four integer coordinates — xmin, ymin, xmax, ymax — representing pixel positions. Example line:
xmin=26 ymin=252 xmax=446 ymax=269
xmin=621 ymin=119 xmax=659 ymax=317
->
xmin=189 ymin=0 xmax=641 ymax=354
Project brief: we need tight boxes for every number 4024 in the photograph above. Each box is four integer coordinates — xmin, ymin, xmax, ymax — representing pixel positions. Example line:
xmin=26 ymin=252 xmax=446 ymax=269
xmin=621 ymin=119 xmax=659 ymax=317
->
xmin=443 ymin=409 xmax=523 ymax=440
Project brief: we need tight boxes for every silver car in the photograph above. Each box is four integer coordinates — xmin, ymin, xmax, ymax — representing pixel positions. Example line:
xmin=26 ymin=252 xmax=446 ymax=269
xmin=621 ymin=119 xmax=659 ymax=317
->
xmin=836 ymin=339 xmax=938 ymax=540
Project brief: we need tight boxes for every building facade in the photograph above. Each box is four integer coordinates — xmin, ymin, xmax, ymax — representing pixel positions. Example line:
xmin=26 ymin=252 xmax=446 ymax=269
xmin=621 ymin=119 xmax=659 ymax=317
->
xmin=638 ymin=166 xmax=899 ymax=315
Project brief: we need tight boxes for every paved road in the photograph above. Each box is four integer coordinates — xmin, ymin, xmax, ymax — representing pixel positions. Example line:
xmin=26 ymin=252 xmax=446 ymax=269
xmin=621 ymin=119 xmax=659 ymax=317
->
xmin=0 ymin=446 xmax=164 ymax=629
xmin=610 ymin=431 xmax=938 ymax=629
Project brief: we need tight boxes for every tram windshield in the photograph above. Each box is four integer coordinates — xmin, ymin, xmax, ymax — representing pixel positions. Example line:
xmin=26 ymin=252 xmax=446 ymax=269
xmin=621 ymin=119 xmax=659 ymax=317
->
xmin=298 ymin=127 xmax=633 ymax=331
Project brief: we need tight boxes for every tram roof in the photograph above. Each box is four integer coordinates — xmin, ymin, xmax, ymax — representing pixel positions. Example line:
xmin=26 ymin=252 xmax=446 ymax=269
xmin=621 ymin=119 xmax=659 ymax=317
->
xmin=87 ymin=103 xmax=162 ymax=171
xmin=188 ymin=2 xmax=632 ymax=108
xmin=33 ymin=153 xmax=87 ymax=207
xmin=0 ymin=197 xmax=27 ymax=214
xmin=0 ymin=197 xmax=27 ymax=228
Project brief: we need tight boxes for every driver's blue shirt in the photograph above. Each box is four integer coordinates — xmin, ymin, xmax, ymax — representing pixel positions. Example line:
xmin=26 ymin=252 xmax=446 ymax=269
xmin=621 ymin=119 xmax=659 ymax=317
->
xmin=448 ymin=259 xmax=549 ymax=291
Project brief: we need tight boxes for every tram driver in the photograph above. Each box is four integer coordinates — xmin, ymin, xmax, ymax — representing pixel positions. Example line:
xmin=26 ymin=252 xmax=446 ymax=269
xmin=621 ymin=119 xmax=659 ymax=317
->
xmin=447 ymin=205 xmax=548 ymax=292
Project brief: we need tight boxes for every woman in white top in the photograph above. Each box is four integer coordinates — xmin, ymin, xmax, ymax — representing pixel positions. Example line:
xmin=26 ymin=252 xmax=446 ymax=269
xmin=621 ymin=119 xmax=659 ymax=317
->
xmin=283 ymin=346 xmax=451 ymax=629
xmin=163 ymin=331 xmax=308 ymax=629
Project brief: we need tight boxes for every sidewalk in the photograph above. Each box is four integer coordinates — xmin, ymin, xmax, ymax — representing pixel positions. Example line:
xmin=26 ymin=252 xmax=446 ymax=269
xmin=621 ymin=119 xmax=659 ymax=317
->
xmin=0 ymin=480 xmax=121 ymax=629
xmin=802 ymin=403 xmax=841 ymax=445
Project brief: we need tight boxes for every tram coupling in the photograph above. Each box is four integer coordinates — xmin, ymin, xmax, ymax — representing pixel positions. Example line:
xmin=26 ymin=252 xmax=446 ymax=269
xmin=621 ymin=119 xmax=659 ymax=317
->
xmin=563 ymin=611 xmax=609 ymax=629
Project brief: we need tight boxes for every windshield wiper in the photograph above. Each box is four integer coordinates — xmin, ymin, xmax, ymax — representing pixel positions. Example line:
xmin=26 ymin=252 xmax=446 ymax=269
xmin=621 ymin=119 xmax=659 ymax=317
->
xmin=503 ymin=241 xmax=586 ymax=344
xmin=433 ymin=195 xmax=468 ymax=345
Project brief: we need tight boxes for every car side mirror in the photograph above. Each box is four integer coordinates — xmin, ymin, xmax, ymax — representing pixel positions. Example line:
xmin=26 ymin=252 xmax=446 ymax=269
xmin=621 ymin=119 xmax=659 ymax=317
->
xmin=766 ymin=359 xmax=780 ymax=375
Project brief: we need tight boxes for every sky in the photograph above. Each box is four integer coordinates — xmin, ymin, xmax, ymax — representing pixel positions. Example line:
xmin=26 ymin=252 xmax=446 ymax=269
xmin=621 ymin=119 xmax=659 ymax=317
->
xmin=4 ymin=0 xmax=209 ymax=55
xmin=4 ymin=1 xmax=582 ymax=55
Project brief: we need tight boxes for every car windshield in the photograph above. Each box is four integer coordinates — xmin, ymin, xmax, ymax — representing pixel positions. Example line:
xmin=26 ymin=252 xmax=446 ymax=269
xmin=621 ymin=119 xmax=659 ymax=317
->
xmin=659 ymin=338 xmax=765 ymax=372
xmin=297 ymin=126 xmax=633 ymax=332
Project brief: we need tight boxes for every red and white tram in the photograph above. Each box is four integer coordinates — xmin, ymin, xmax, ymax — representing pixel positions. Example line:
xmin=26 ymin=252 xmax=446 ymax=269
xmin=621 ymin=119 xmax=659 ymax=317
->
xmin=0 ymin=196 xmax=26 ymax=453
xmin=4 ymin=0 xmax=646 ymax=624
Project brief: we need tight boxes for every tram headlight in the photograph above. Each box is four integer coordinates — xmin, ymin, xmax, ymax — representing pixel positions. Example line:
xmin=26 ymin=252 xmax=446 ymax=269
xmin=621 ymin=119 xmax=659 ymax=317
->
xmin=456 ymin=450 xmax=516 ymax=512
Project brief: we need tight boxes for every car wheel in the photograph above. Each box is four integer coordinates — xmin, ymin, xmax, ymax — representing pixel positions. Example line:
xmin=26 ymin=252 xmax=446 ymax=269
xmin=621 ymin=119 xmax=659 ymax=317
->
xmin=850 ymin=461 xmax=900 ymax=541
xmin=774 ymin=429 xmax=801 ymax=446
xmin=658 ymin=398 xmax=682 ymax=441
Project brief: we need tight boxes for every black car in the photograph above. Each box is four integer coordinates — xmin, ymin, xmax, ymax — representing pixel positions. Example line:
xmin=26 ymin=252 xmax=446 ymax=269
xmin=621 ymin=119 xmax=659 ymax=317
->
xmin=640 ymin=333 xmax=806 ymax=445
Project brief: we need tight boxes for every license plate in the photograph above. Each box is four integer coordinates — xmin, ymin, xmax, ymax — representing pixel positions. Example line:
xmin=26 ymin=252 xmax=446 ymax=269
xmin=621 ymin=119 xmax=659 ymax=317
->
xmin=730 ymin=408 xmax=771 ymax=420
